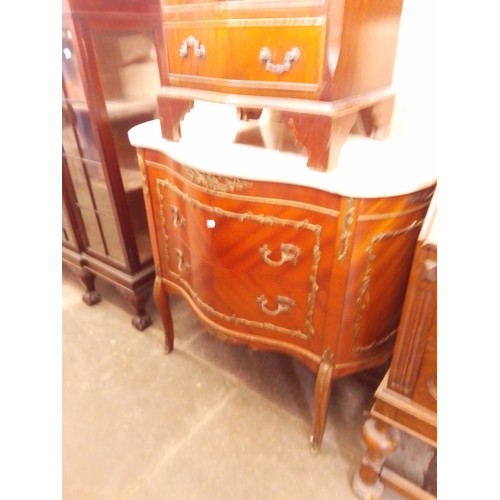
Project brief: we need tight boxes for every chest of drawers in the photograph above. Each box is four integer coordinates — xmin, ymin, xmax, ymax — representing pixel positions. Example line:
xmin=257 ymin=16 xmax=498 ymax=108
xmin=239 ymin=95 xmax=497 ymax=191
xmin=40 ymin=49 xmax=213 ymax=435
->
xmin=157 ymin=0 xmax=404 ymax=171
xmin=129 ymin=117 xmax=436 ymax=450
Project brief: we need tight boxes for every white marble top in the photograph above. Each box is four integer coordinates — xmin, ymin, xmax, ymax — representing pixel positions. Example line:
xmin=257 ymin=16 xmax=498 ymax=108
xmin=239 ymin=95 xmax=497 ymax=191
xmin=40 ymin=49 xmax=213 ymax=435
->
xmin=128 ymin=104 xmax=437 ymax=198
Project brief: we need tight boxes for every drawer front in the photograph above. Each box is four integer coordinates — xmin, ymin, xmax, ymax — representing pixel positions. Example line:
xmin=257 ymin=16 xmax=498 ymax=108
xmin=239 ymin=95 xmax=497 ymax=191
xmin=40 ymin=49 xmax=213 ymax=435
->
xmin=154 ymin=175 xmax=326 ymax=341
xmin=164 ymin=19 xmax=326 ymax=96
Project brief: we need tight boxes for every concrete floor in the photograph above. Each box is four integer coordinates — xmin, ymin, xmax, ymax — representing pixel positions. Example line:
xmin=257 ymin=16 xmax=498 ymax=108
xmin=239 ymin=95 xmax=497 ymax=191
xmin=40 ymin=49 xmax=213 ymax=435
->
xmin=62 ymin=265 xmax=435 ymax=500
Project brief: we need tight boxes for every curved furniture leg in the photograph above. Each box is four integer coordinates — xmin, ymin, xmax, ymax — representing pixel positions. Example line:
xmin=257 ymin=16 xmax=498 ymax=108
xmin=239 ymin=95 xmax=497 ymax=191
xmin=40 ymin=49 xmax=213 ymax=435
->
xmin=80 ymin=268 xmax=101 ymax=306
xmin=352 ymin=417 xmax=399 ymax=499
xmin=310 ymin=347 xmax=334 ymax=454
xmin=153 ymin=276 xmax=174 ymax=353
xmin=126 ymin=287 xmax=153 ymax=332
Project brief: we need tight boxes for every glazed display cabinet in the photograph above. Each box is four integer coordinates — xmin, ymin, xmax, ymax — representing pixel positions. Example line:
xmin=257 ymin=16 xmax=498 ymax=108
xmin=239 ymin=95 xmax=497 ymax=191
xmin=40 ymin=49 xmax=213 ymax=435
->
xmin=62 ymin=0 xmax=167 ymax=329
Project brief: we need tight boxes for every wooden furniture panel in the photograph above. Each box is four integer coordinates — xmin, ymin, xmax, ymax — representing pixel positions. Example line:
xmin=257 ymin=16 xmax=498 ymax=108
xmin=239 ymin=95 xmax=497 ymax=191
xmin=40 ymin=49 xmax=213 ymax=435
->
xmin=130 ymin=120 xmax=436 ymax=452
xmin=353 ymin=205 xmax=437 ymax=499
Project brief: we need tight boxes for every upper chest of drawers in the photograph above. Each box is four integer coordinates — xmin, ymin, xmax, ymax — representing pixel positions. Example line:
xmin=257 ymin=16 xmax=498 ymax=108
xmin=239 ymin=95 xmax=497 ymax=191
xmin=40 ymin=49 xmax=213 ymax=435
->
xmin=161 ymin=0 xmax=341 ymax=99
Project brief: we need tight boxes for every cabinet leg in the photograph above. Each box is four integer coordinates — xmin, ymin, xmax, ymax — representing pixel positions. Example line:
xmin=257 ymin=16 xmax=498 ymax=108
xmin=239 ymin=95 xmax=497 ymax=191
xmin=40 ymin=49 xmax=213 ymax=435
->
xmin=157 ymin=97 xmax=194 ymax=141
xmin=282 ymin=111 xmax=358 ymax=172
xmin=80 ymin=269 xmax=101 ymax=306
xmin=125 ymin=287 xmax=153 ymax=332
xmin=310 ymin=348 xmax=334 ymax=453
xmin=153 ymin=276 xmax=174 ymax=353
xmin=359 ymin=96 xmax=395 ymax=140
xmin=352 ymin=417 xmax=399 ymax=499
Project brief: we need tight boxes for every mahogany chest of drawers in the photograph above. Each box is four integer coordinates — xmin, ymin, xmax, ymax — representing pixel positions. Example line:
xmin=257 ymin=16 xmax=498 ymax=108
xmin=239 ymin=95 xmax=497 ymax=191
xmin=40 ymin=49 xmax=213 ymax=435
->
xmin=157 ymin=0 xmax=405 ymax=171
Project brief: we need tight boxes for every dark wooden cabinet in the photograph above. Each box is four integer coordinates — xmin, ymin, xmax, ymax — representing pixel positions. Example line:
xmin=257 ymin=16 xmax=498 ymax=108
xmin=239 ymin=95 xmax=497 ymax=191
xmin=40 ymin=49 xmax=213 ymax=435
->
xmin=353 ymin=202 xmax=437 ymax=499
xmin=62 ymin=0 xmax=167 ymax=329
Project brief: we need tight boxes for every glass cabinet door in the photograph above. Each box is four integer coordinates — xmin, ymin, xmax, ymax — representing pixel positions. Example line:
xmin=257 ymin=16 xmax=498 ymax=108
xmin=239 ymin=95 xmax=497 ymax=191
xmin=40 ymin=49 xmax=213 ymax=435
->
xmin=90 ymin=29 xmax=161 ymax=265
xmin=62 ymin=27 xmax=126 ymax=264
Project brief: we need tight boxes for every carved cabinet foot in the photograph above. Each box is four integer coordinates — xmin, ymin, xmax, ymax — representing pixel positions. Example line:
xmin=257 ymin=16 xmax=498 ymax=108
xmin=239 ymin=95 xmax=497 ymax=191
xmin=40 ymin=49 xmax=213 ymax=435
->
xmin=80 ymin=269 xmax=101 ymax=306
xmin=153 ymin=277 xmax=174 ymax=353
xmin=124 ymin=287 xmax=153 ymax=332
xmin=157 ymin=97 xmax=194 ymax=141
xmin=282 ymin=111 xmax=358 ymax=172
xmin=359 ymin=96 xmax=395 ymax=140
xmin=352 ymin=418 xmax=399 ymax=499
xmin=310 ymin=348 xmax=334 ymax=453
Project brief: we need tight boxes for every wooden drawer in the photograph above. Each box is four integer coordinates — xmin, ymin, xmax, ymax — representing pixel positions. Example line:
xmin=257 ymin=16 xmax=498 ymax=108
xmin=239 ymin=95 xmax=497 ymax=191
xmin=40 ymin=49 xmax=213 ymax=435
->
xmin=166 ymin=253 xmax=322 ymax=342
xmin=156 ymin=174 xmax=322 ymax=280
xmin=164 ymin=17 xmax=326 ymax=97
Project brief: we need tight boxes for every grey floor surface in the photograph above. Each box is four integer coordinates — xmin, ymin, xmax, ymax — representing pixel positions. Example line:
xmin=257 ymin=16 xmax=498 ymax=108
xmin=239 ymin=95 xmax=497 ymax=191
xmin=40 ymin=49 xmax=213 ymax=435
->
xmin=62 ymin=265 xmax=435 ymax=500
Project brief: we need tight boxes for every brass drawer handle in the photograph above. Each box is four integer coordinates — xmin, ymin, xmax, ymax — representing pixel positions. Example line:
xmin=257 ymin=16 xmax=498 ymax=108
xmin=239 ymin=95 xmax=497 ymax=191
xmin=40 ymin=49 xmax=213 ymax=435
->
xmin=259 ymin=47 xmax=300 ymax=75
xmin=257 ymin=295 xmax=295 ymax=316
xmin=175 ymin=249 xmax=190 ymax=272
xmin=179 ymin=35 xmax=206 ymax=59
xmin=170 ymin=205 xmax=186 ymax=228
xmin=259 ymin=243 xmax=300 ymax=267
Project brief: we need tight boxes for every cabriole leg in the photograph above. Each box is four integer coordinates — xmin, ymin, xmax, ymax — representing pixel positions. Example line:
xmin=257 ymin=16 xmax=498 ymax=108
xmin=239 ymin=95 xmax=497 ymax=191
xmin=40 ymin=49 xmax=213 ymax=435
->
xmin=153 ymin=276 xmax=174 ymax=353
xmin=310 ymin=348 xmax=334 ymax=454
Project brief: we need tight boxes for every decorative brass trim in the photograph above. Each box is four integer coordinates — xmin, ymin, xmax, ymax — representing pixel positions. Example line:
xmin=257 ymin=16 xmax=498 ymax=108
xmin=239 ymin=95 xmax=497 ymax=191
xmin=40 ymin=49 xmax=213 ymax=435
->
xmin=170 ymin=205 xmax=186 ymax=228
xmin=175 ymin=249 xmax=190 ymax=273
xmin=145 ymin=159 xmax=340 ymax=217
xmin=352 ymin=220 xmax=424 ymax=352
xmin=136 ymin=153 xmax=149 ymax=198
xmin=337 ymin=197 xmax=355 ymax=262
xmin=155 ymin=176 xmax=321 ymax=340
xmin=183 ymin=167 xmax=253 ymax=193
xmin=205 ymin=323 xmax=240 ymax=345
xmin=259 ymin=243 xmax=300 ymax=267
xmin=321 ymin=346 xmax=334 ymax=365
xmin=257 ymin=295 xmax=295 ymax=316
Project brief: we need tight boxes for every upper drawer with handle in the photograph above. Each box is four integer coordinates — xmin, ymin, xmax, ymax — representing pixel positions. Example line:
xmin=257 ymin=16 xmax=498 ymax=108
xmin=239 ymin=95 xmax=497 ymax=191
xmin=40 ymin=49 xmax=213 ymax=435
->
xmin=163 ymin=17 xmax=327 ymax=98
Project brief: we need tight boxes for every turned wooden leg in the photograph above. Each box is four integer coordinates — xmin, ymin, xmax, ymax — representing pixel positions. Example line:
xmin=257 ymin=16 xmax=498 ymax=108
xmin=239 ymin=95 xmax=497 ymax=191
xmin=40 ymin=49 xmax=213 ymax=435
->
xmin=352 ymin=417 xmax=399 ymax=500
xmin=310 ymin=348 xmax=334 ymax=454
xmin=124 ymin=287 xmax=153 ymax=332
xmin=153 ymin=276 xmax=174 ymax=353
xmin=359 ymin=97 xmax=395 ymax=140
xmin=80 ymin=269 xmax=101 ymax=306
xmin=282 ymin=111 xmax=358 ymax=172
